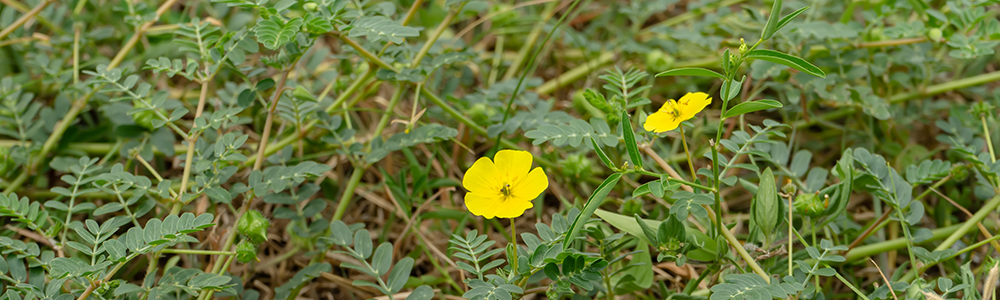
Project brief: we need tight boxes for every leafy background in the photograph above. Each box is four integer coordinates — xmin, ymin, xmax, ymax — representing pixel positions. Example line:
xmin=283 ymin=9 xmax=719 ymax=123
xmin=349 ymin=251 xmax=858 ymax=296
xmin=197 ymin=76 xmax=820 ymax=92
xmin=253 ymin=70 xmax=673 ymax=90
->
xmin=1 ymin=0 xmax=1000 ymax=299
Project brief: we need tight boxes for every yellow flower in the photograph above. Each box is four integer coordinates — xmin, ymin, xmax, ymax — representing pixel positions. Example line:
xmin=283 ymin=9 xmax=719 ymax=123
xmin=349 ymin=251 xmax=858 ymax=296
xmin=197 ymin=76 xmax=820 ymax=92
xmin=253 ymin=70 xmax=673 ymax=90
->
xmin=643 ymin=92 xmax=712 ymax=133
xmin=462 ymin=150 xmax=548 ymax=219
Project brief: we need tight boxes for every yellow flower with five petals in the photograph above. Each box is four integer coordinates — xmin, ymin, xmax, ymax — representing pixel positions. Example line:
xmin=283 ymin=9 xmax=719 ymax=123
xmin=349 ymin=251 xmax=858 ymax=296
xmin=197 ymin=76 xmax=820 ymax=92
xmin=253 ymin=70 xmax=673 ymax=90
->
xmin=462 ymin=150 xmax=548 ymax=219
xmin=643 ymin=92 xmax=712 ymax=133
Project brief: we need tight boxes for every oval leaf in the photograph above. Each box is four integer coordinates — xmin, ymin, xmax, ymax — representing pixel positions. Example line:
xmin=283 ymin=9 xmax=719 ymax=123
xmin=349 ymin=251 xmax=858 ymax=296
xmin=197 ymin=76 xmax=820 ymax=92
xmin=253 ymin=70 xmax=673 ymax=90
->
xmin=723 ymin=100 xmax=783 ymax=118
xmin=747 ymin=49 xmax=825 ymax=78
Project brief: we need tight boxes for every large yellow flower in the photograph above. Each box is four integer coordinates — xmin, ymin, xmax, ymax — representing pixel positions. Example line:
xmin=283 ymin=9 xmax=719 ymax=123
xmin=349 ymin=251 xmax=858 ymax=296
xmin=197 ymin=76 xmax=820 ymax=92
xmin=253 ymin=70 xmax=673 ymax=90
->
xmin=643 ymin=92 xmax=712 ymax=133
xmin=462 ymin=150 xmax=548 ymax=219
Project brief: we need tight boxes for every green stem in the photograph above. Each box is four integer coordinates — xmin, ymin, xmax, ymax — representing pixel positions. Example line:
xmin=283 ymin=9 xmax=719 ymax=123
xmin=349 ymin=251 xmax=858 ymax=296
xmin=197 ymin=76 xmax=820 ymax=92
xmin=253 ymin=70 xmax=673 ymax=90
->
xmin=631 ymin=169 xmax=715 ymax=191
xmin=502 ymin=2 xmax=556 ymax=81
xmin=0 ymin=0 xmax=55 ymax=40
xmin=160 ymin=249 xmax=236 ymax=255
xmin=934 ymin=194 xmax=1000 ymax=252
xmin=332 ymin=166 xmax=365 ymax=221
xmin=983 ymin=114 xmax=996 ymax=163
xmin=844 ymin=218 xmax=996 ymax=263
xmin=4 ymin=0 xmax=179 ymax=195
xmin=411 ymin=2 xmax=465 ymax=68
xmin=679 ymin=125 xmax=698 ymax=183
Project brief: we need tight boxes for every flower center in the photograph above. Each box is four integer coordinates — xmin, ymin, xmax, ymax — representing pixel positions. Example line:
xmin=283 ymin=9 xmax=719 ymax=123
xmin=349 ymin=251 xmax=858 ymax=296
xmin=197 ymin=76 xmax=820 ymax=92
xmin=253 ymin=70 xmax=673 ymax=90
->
xmin=500 ymin=183 xmax=512 ymax=197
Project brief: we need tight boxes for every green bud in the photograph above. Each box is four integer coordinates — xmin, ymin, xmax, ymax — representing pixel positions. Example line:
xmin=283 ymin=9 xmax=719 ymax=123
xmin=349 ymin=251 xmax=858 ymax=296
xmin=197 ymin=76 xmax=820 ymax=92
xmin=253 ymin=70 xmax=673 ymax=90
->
xmin=927 ymin=28 xmax=943 ymax=42
xmin=560 ymin=153 xmax=595 ymax=180
xmin=793 ymin=193 xmax=826 ymax=217
xmin=971 ymin=101 xmax=995 ymax=118
xmin=781 ymin=178 xmax=797 ymax=196
xmin=644 ymin=49 xmax=675 ymax=72
xmin=621 ymin=198 xmax=644 ymax=217
xmin=582 ymin=88 xmax=610 ymax=113
xmin=292 ymin=86 xmax=317 ymax=102
xmin=131 ymin=100 xmax=158 ymax=131
xmin=303 ymin=2 xmax=318 ymax=11
xmin=237 ymin=210 xmax=270 ymax=244
xmin=655 ymin=215 xmax=686 ymax=255
xmin=236 ymin=240 xmax=258 ymax=263
xmin=951 ymin=164 xmax=970 ymax=181
xmin=738 ymin=38 xmax=748 ymax=56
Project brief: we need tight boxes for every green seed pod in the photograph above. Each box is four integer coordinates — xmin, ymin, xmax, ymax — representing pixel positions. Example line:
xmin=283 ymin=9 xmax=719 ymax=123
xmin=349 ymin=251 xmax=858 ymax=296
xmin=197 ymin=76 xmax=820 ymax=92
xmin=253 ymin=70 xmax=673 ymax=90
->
xmin=644 ymin=49 xmax=675 ymax=73
xmin=793 ymin=193 xmax=826 ymax=217
xmin=236 ymin=240 xmax=258 ymax=263
xmin=655 ymin=215 xmax=686 ymax=254
xmin=237 ymin=210 xmax=270 ymax=244
xmin=131 ymin=100 xmax=157 ymax=131
xmin=560 ymin=153 xmax=594 ymax=180
xmin=303 ymin=2 xmax=319 ymax=11
xmin=927 ymin=28 xmax=943 ymax=42
xmin=951 ymin=163 xmax=970 ymax=181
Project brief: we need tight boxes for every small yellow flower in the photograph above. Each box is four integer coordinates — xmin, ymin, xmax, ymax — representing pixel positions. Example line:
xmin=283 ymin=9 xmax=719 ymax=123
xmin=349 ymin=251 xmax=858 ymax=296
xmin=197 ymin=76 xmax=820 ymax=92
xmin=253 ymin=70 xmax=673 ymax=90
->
xmin=643 ymin=92 xmax=712 ymax=133
xmin=462 ymin=150 xmax=548 ymax=219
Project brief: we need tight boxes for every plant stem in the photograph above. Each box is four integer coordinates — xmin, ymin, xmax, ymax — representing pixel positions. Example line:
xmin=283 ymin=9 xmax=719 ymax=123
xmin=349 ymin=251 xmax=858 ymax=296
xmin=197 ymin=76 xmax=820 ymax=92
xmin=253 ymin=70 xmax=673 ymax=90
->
xmin=3 ymin=0 xmax=178 ymax=195
xmin=171 ymin=79 xmax=211 ymax=215
xmin=411 ymin=2 xmax=465 ymax=68
xmin=160 ymin=249 xmax=235 ymax=255
xmin=983 ymin=114 xmax=996 ymax=163
xmin=502 ymin=2 xmax=556 ymax=80
xmin=934 ymin=194 xmax=1000 ymax=252
xmin=0 ymin=0 xmax=55 ymax=40
xmin=510 ymin=218 xmax=519 ymax=274
xmin=251 ymin=70 xmax=292 ymax=171
xmin=679 ymin=125 xmax=698 ymax=182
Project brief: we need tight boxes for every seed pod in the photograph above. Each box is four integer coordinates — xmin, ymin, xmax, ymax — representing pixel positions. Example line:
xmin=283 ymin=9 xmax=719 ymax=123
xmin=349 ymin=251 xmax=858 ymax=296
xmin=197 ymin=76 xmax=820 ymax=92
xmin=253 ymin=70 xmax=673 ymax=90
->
xmin=131 ymin=100 xmax=157 ymax=131
xmin=927 ymin=28 xmax=943 ymax=42
xmin=793 ymin=193 xmax=826 ymax=217
xmin=236 ymin=240 xmax=258 ymax=263
xmin=237 ymin=210 xmax=270 ymax=244
xmin=303 ymin=2 xmax=318 ymax=11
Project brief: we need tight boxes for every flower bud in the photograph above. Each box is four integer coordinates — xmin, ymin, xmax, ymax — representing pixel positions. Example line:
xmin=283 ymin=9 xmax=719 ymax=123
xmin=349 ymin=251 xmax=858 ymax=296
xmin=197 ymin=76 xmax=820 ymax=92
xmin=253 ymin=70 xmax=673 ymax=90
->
xmin=793 ymin=193 xmax=826 ymax=217
xmin=303 ymin=2 xmax=318 ymax=11
xmin=927 ymin=28 xmax=943 ymax=42
xmin=951 ymin=163 xmax=970 ymax=181
xmin=237 ymin=210 xmax=269 ymax=244
xmin=738 ymin=38 xmax=748 ymax=56
xmin=131 ymin=100 xmax=158 ymax=131
xmin=971 ymin=101 xmax=995 ymax=118
xmin=236 ymin=240 xmax=258 ymax=263
xmin=560 ymin=153 xmax=594 ymax=180
xmin=644 ymin=49 xmax=675 ymax=72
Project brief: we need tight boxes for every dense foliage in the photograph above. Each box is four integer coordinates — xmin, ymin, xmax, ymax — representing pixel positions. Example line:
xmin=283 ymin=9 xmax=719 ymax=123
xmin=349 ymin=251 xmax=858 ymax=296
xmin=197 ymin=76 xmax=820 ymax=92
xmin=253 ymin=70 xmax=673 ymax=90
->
xmin=1 ymin=0 xmax=1000 ymax=299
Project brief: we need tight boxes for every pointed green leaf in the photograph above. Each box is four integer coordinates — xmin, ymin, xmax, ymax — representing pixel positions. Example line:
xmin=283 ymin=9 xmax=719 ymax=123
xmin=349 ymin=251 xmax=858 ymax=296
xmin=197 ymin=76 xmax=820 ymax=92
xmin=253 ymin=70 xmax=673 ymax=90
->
xmin=723 ymin=100 xmax=783 ymax=118
xmin=655 ymin=67 xmax=725 ymax=79
xmin=564 ymin=173 xmax=621 ymax=249
xmin=747 ymin=49 xmax=825 ymax=78
xmin=621 ymin=111 xmax=643 ymax=169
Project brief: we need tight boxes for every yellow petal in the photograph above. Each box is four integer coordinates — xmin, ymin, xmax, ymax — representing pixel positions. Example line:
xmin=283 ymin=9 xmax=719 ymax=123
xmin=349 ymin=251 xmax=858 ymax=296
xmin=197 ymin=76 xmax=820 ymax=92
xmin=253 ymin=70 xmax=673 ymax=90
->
xmin=512 ymin=167 xmax=548 ymax=201
xmin=463 ymin=157 xmax=500 ymax=193
xmin=494 ymin=150 xmax=532 ymax=184
xmin=643 ymin=110 xmax=682 ymax=133
xmin=677 ymin=92 xmax=712 ymax=120
xmin=464 ymin=192 xmax=504 ymax=219
xmin=492 ymin=197 xmax=533 ymax=218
